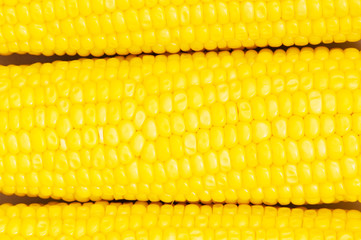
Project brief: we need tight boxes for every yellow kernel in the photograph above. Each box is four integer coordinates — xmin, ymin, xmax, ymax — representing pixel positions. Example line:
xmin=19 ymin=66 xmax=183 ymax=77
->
xmin=288 ymin=116 xmax=304 ymax=140
xmin=252 ymin=121 xmax=271 ymax=143
xmin=272 ymin=117 xmax=287 ymax=139
xmin=117 ymin=143 xmax=133 ymax=164
xmin=18 ymin=131 xmax=31 ymax=153
xmin=170 ymin=135 xmax=184 ymax=159
xmin=237 ymin=122 xmax=252 ymax=145
xmin=245 ymin=143 xmax=257 ymax=168
xmin=45 ymin=129 xmax=59 ymax=151
xmin=108 ymin=101 xmax=121 ymax=125
xmin=56 ymin=116 xmax=72 ymax=138
xmin=184 ymin=109 xmax=199 ymax=132
xmin=199 ymin=107 xmax=211 ymax=129
xmin=82 ymin=126 xmax=98 ymax=149
xmin=335 ymin=114 xmax=351 ymax=136
xmin=170 ymin=113 xmax=185 ymax=135
xmin=278 ymin=92 xmax=292 ymax=117
xmin=251 ymin=97 xmax=266 ymax=120
xmin=216 ymin=83 xmax=229 ymax=102
xmin=159 ymin=93 xmax=173 ymax=113
xmin=219 ymin=150 xmax=231 ymax=173
xmin=144 ymin=95 xmax=159 ymax=116
xmin=30 ymin=128 xmax=46 ymax=153
xmin=142 ymin=118 xmax=157 ymax=140
xmin=327 ymin=135 xmax=344 ymax=160
xmin=155 ymin=113 xmax=171 ymax=137
xmin=9 ymin=110 xmax=20 ymax=131
xmin=0 ymin=112 xmax=8 ymax=132
xmin=70 ymin=105 xmax=84 ymax=129
xmin=134 ymin=108 xmax=146 ymax=130
xmin=118 ymin=120 xmax=135 ymax=142
xmin=66 ymin=130 xmax=82 ymax=150
xmin=229 ymin=146 xmax=246 ymax=172
xmin=343 ymin=133 xmax=359 ymax=156
xmin=224 ymin=125 xmax=237 ymax=148
xmin=197 ymin=129 xmax=210 ymax=153
xmin=173 ymin=91 xmax=187 ymax=112
xmin=204 ymin=151 xmax=219 ymax=174
xmin=304 ymin=115 xmax=320 ymax=138
xmin=155 ymin=137 xmax=170 ymax=161
xmin=84 ymin=104 xmax=96 ymax=126
xmin=6 ymin=132 xmax=18 ymax=154
xmin=242 ymin=169 xmax=256 ymax=189
xmin=308 ymin=90 xmax=322 ymax=115
xmin=225 ymin=102 xmax=238 ymax=124
xmin=265 ymin=95 xmax=279 ymax=120
xmin=96 ymin=103 xmax=107 ymax=125
xmin=337 ymin=89 xmax=353 ymax=114
xmin=292 ymin=92 xmax=308 ymax=117
xmin=210 ymin=127 xmax=224 ymax=150
xmin=299 ymin=138 xmax=315 ymax=162
xmin=104 ymin=126 xmax=119 ymax=146
xmin=211 ymin=103 xmax=226 ymax=127
xmin=122 ymin=99 xmax=136 ymax=120
xmin=184 ymin=133 xmax=197 ymax=155
xmin=188 ymin=86 xmax=203 ymax=109
xmin=242 ymin=78 xmax=256 ymax=98
xmin=323 ymin=90 xmax=336 ymax=114
xmin=191 ymin=154 xmax=205 ymax=176
xmin=285 ymin=138 xmax=300 ymax=164
xmin=271 ymin=137 xmax=286 ymax=166
xmin=238 ymin=100 xmax=252 ymax=121
xmin=45 ymin=106 xmax=58 ymax=128
xmin=257 ymin=140 xmax=272 ymax=166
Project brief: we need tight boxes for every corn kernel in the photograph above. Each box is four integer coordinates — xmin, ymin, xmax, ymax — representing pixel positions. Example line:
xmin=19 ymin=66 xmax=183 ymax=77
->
xmin=0 ymin=48 xmax=361 ymax=205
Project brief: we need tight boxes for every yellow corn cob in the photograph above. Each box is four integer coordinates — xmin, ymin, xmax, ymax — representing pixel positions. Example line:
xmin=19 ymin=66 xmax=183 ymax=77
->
xmin=0 ymin=201 xmax=360 ymax=239
xmin=1 ymin=47 xmax=361 ymax=205
xmin=0 ymin=0 xmax=361 ymax=56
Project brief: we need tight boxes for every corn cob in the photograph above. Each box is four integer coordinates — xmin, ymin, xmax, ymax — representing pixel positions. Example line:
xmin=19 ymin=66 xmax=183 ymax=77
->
xmin=0 ymin=201 xmax=360 ymax=239
xmin=0 ymin=0 xmax=361 ymax=56
xmin=1 ymin=47 xmax=361 ymax=205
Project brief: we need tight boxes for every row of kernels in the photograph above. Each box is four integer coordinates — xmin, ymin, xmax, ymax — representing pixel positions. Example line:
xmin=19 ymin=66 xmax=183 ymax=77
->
xmin=0 ymin=201 xmax=357 ymax=222
xmin=0 ymin=88 xmax=333 ymax=132
xmin=1 ymin=49 xmax=361 ymax=89
xmin=0 ymin=107 xmax=59 ymax=132
xmin=4 ymin=171 xmax=361 ymax=204
xmin=0 ymin=110 xmax=359 ymax=156
xmin=0 ymin=147 xmax=131 ymax=173
xmin=3 ymin=145 xmax=359 ymax=185
xmin=271 ymin=114 xmax=361 ymax=140
xmin=1 ymin=0 xmax=230 ymax=23
xmin=79 ymin=85 xmax=361 ymax=124
xmin=150 ymin=82 xmax=361 ymax=116
xmin=0 ymin=115 xmax=359 ymax=159
xmin=1 ymin=19 xmax=361 ymax=55
xmin=0 ymin=101 xmax=134 ymax=131
xmin=0 ymin=48 xmax=360 ymax=76
xmin=0 ymin=130 xmax=359 ymax=176
xmin=231 ymin=135 xmax=360 ymax=167
xmin=142 ymin=47 xmax=361 ymax=70
xmin=239 ymin=91 xmax=361 ymax=123
xmin=0 ymin=203 xmax=358 ymax=236
xmin=1 ymin=0 xmax=359 ymax=26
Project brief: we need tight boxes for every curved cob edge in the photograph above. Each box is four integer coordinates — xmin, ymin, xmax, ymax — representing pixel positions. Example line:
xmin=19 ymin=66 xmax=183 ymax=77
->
xmin=0 ymin=201 xmax=360 ymax=239
xmin=0 ymin=47 xmax=361 ymax=205
xmin=0 ymin=0 xmax=360 ymax=56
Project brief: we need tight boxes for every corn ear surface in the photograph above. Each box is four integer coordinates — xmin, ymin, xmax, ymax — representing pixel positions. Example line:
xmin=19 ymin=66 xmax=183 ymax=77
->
xmin=0 ymin=201 xmax=360 ymax=239
xmin=0 ymin=0 xmax=361 ymax=56
xmin=1 ymin=47 xmax=361 ymax=204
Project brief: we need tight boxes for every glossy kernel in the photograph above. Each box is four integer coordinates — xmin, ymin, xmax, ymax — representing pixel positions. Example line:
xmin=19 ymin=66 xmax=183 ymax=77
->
xmin=0 ymin=48 xmax=360 ymax=205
